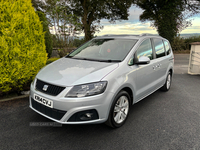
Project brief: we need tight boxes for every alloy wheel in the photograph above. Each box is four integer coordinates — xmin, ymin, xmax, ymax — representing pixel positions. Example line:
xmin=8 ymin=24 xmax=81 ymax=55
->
xmin=113 ymin=96 xmax=129 ymax=124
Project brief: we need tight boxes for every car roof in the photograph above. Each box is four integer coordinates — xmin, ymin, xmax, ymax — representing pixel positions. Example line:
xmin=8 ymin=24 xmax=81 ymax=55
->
xmin=95 ymin=34 xmax=164 ymax=40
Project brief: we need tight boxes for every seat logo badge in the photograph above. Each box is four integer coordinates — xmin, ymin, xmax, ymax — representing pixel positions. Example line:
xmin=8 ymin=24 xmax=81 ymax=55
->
xmin=43 ymin=85 xmax=48 ymax=91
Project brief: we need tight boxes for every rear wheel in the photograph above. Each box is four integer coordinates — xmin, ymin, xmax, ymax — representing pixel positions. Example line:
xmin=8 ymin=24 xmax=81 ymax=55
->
xmin=160 ymin=72 xmax=172 ymax=92
xmin=105 ymin=91 xmax=130 ymax=128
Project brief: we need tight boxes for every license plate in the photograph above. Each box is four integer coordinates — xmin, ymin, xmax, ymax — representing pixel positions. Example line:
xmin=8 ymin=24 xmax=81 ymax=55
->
xmin=34 ymin=94 xmax=53 ymax=108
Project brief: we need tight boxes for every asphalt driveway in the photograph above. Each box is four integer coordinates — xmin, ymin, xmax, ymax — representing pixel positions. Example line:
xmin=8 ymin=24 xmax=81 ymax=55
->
xmin=1 ymin=54 xmax=200 ymax=150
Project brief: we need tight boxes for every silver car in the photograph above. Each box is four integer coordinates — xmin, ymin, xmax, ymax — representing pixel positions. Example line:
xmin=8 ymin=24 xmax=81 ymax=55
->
xmin=30 ymin=34 xmax=174 ymax=128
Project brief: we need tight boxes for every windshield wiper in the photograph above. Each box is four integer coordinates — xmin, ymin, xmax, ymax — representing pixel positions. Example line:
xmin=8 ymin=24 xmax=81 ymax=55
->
xmin=67 ymin=57 xmax=121 ymax=62
xmin=99 ymin=60 xmax=121 ymax=62
xmin=70 ymin=57 xmax=98 ymax=61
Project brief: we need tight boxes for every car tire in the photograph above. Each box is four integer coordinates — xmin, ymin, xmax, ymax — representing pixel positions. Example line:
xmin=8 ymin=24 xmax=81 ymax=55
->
xmin=160 ymin=72 xmax=172 ymax=92
xmin=105 ymin=90 xmax=131 ymax=128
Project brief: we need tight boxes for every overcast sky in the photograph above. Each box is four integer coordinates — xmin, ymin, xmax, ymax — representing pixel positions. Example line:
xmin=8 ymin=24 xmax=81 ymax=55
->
xmin=93 ymin=6 xmax=200 ymax=36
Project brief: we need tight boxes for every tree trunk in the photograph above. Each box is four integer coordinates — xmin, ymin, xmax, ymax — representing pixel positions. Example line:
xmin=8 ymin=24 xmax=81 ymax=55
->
xmin=81 ymin=0 xmax=93 ymax=42
xmin=83 ymin=22 xmax=92 ymax=41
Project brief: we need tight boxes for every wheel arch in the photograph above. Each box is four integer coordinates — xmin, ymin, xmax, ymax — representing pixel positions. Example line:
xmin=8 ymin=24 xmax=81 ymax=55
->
xmin=110 ymin=85 xmax=135 ymax=108
xmin=120 ymin=87 xmax=134 ymax=105
xmin=169 ymin=68 xmax=173 ymax=76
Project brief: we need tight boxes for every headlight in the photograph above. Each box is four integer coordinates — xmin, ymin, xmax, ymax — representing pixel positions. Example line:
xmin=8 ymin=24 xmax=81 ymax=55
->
xmin=65 ymin=81 xmax=107 ymax=98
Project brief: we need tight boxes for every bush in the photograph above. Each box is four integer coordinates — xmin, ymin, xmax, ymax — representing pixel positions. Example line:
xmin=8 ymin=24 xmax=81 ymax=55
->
xmin=171 ymin=35 xmax=186 ymax=51
xmin=184 ymin=35 xmax=200 ymax=50
xmin=0 ymin=0 xmax=47 ymax=94
xmin=73 ymin=38 xmax=85 ymax=47
xmin=171 ymin=35 xmax=200 ymax=52
xmin=46 ymin=57 xmax=60 ymax=65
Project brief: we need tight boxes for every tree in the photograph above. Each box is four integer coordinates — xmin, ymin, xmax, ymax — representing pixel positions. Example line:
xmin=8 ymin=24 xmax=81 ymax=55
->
xmin=134 ymin=0 xmax=200 ymax=43
xmin=32 ymin=0 xmax=53 ymax=57
xmin=31 ymin=0 xmax=41 ymax=11
xmin=0 ymin=0 xmax=47 ymax=94
xmin=68 ymin=0 xmax=132 ymax=41
xmin=36 ymin=11 xmax=53 ymax=58
xmin=39 ymin=0 xmax=82 ymax=49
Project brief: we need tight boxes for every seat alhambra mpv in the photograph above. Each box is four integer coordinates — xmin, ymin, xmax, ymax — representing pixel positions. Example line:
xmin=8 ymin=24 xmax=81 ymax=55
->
xmin=30 ymin=34 xmax=174 ymax=128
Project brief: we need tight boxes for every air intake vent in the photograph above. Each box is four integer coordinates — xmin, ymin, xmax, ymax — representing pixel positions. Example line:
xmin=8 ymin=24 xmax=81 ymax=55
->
xmin=31 ymin=98 xmax=66 ymax=120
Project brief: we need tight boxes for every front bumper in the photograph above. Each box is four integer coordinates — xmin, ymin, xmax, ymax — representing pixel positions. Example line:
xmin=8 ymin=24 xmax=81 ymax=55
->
xmin=29 ymin=83 xmax=114 ymax=124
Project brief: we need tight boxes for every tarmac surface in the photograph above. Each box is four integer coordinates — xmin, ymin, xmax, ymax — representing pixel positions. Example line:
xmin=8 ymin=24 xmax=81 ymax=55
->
xmin=1 ymin=54 xmax=200 ymax=150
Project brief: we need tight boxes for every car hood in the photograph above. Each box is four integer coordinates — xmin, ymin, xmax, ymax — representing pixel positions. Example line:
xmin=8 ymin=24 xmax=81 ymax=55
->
xmin=36 ymin=58 xmax=119 ymax=86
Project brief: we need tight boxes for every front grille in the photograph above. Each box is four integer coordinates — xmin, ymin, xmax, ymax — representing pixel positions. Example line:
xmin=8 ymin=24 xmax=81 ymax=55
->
xmin=31 ymin=98 xmax=66 ymax=120
xmin=36 ymin=79 xmax=65 ymax=96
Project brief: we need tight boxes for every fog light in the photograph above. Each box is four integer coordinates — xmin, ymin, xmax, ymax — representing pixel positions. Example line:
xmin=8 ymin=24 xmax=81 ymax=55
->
xmin=68 ymin=109 xmax=99 ymax=122
xmin=86 ymin=113 xmax=92 ymax=118
xmin=80 ymin=113 xmax=93 ymax=121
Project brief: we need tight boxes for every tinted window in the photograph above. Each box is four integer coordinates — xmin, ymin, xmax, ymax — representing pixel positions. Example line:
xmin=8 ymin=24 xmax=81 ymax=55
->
xmin=154 ymin=39 xmax=165 ymax=58
xmin=164 ymin=40 xmax=171 ymax=55
xmin=136 ymin=39 xmax=153 ymax=60
xmin=67 ymin=39 xmax=137 ymax=62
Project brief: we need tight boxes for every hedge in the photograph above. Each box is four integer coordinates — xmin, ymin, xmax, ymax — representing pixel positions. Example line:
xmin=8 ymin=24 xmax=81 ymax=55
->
xmin=0 ymin=0 xmax=47 ymax=94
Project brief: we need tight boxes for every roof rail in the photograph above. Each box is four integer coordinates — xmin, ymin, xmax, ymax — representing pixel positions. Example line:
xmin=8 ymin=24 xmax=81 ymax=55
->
xmin=102 ymin=34 xmax=160 ymax=37
xmin=102 ymin=34 xmax=139 ymax=37
xmin=139 ymin=33 xmax=157 ymax=36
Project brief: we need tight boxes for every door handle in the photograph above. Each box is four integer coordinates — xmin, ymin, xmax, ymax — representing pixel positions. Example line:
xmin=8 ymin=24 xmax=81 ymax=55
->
xmin=157 ymin=64 xmax=161 ymax=68
xmin=153 ymin=66 xmax=155 ymax=70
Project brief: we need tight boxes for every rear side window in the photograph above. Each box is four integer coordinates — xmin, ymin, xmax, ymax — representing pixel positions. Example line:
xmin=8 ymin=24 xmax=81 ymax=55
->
xmin=164 ymin=40 xmax=171 ymax=55
xmin=153 ymin=39 xmax=165 ymax=58
xmin=136 ymin=39 xmax=153 ymax=60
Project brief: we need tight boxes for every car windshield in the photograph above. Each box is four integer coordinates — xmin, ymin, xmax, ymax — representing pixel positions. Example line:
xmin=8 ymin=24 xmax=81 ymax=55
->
xmin=66 ymin=38 xmax=137 ymax=62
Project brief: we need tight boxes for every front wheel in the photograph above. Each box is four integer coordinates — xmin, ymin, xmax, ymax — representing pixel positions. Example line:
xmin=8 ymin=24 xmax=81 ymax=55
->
xmin=160 ymin=72 xmax=172 ymax=92
xmin=105 ymin=91 xmax=130 ymax=128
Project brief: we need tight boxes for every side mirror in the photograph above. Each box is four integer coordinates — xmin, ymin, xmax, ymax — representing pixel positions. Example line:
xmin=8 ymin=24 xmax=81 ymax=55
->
xmin=135 ymin=56 xmax=150 ymax=65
